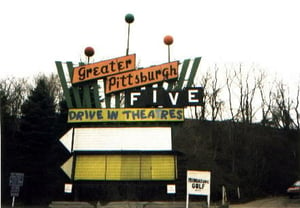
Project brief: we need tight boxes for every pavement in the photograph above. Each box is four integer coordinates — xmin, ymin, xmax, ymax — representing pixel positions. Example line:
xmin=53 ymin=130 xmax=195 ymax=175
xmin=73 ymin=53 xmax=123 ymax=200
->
xmin=2 ymin=201 xmax=219 ymax=208
xmin=4 ymin=196 xmax=300 ymax=208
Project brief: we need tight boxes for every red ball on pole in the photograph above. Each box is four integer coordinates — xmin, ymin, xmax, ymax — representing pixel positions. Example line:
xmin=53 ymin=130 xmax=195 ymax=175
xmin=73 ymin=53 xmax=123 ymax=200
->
xmin=84 ymin=47 xmax=95 ymax=57
xmin=164 ymin=35 xmax=173 ymax=45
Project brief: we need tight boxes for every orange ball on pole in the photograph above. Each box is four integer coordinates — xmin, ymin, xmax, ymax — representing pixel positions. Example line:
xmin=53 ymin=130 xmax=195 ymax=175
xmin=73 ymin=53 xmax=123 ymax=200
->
xmin=164 ymin=35 xmax=173 ymax=62
xmin=164 ymin=35 xmax=174 ymax=45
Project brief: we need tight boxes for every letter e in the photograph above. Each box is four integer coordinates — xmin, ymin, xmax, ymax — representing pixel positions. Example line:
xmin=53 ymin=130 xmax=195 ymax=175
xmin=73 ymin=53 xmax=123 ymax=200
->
xmin=188 ymin=89 xmax=199 ymax=103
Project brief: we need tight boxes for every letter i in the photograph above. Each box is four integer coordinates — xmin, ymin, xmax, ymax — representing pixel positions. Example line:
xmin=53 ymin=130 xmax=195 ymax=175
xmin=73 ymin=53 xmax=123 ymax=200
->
xmin=153 ymin=89 xmax=157 ymax=104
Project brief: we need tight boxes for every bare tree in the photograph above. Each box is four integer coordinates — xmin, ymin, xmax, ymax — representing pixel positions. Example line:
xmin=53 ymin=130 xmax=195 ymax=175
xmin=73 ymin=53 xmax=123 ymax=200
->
xmin=0 ymin=77 xmax=30 ymax=118
xmin=197 ymin=70 xmax=210 ymax=120
xmin=207 ymin=65 xmax=224 ymax=121
xmin=295 ymin=85 xmax=300 ymax=130
xmin=235 ymin=64 xmax=258 ymax=124
xmin=224 ymin=64 xmax=260 ymax=124
xmin=271 ymin=81 xmax=295 ymax=130
xmin=257 ymin=70 xmax=273 ymax=126
xmin=226 ymin=67 xmax=236 ymax=122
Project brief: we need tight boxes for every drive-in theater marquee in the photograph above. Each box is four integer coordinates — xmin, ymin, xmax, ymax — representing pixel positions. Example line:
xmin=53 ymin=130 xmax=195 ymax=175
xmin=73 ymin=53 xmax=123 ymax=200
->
xmin=56 ymin=54 xmax=203 ymax=123
xmin=55 ymin=14 xmax=205 ymax=201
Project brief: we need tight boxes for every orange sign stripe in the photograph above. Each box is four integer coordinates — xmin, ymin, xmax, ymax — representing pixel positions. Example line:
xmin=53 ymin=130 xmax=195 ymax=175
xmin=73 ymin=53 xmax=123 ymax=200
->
xmin=72 ymin=54 xmax=136 ymax=84
xmin=105 ymin=61 xmax=179 ymax=94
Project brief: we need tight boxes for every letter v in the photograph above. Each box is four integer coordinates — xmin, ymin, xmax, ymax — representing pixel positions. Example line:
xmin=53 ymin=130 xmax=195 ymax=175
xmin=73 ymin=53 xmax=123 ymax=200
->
xmin=168 ymin=92 xmax=179 ymax=105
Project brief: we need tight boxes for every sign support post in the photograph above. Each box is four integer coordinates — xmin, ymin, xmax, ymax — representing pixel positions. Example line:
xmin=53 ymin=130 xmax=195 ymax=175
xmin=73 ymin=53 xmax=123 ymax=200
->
xmin=9 ymin=172 xmax=24 ymax=208
xmin=186 ymin=191 xmax=189 ymax=208
xmin=11 ymin=196 xmax=15 ymax=208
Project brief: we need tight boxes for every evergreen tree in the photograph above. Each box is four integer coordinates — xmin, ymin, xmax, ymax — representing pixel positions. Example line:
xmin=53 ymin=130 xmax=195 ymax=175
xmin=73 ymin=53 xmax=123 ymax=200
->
xmin=0 ymin=90 xmax=16 ymax=202
xmin=17 ymin=75 xmax=57 ymax=203
xmin=1 ymin=78 xmax=27 ymax=202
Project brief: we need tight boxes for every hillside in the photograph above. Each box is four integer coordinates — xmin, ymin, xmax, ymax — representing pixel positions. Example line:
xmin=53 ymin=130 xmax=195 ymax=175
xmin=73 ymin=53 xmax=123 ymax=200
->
xmin=172 ymin=119 xmax=299 ymax=200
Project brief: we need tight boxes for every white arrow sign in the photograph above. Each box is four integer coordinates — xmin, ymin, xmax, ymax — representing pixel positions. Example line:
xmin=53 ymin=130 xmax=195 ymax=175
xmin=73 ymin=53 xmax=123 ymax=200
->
xmin=59 ymin=127 xmax=172 ymax=152
xmin=60 ymin=128 xmax=73 ymax=153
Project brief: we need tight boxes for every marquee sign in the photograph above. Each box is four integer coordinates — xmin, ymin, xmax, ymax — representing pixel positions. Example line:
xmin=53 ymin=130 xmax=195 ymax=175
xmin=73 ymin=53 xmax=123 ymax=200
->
xmin=56 ymin=47 xmax=203 ymax=125
xmin=72 ymin=54 xmax=136 ymax=84
xmin=56 ymin=57 xmax=202 ymax=113
xmin=68 ymin=108 xmax=184 ymax=123
xmin=105 ymin=61 xmax=178 ymax=94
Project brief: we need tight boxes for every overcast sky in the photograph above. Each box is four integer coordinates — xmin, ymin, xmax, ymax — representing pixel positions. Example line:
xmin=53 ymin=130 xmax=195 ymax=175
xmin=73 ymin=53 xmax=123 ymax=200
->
xmin=1 ymin=0 xmax=300 ymax=84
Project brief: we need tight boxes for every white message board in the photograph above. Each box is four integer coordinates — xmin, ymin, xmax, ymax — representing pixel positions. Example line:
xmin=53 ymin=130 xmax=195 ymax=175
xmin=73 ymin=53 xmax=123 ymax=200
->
xmin=60 ymin=127 xmax=172 ymax=152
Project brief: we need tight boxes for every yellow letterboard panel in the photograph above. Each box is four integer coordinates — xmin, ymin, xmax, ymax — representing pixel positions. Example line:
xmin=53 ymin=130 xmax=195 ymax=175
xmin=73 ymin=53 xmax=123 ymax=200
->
xmin=140 ymin=155 xmax=152 ymax=180
xmin=121 ymin=155 xmax=140 ymax=180
xmin=106 ymin=155 xmax=122 ymax=180
xmin=151 ymin=155 xmax=176 ymax=180
xmin=75 ymin=155 xmax=106 ymax=180
xmin=74 ymin=154 xmax=177 ymax=181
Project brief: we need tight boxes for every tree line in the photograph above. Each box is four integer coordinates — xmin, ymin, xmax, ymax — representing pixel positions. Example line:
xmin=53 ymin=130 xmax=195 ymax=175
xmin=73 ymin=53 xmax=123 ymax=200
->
xmin=1 ymin=64 xmax=299 ymax=204
xmin=192 ymin=63 xmax=300 ymax=130
xmin=1 ymin=74 xmax=69 ymax=204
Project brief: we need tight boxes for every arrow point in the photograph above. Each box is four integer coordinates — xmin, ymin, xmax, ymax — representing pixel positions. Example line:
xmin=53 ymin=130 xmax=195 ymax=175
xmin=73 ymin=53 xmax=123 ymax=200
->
xmin=61 ymin=156 xmax=73 ymax=179
xmin=60 ymin=128 xmax=73 ymax=153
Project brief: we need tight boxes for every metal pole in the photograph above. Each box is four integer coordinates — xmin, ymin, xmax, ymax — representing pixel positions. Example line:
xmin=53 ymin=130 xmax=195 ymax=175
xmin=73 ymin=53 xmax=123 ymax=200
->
xmin=168 ymin=45 xmax=170 ymax=63
xmin=126 ymin=24 xmax=131 ymax=55
xmin=222 ymin=186 xmax=225 ymax=205
xmin=237 ymin=186 xmax=240 ymax=199
xmin=0 ymin=97 xmax=2 ymax=206
xmin=186 ymin=193 xmax=189 ymax=208
xmin=11 ymin=196 xmax=15 ymax=208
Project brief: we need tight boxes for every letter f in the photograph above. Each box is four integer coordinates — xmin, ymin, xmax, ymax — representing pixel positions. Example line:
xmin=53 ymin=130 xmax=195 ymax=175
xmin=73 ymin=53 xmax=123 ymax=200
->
xmin=130 ymin=92 xmax=141 ymax=106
